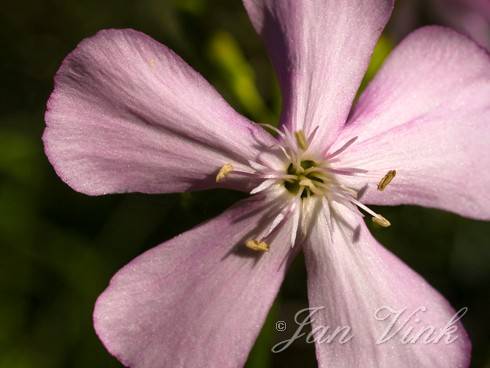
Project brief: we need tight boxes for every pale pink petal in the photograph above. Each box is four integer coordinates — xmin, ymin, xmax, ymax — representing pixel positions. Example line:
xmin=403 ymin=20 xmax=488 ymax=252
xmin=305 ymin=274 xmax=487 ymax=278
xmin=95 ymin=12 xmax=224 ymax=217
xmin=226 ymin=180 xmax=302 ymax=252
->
xmin=243 ymin=0 xmax=393 ymax=149
xmin=94 ymin=197 xmax=295 ymax=368
xmin=44 ymin=29 xmax=276 ymax=195
xmin=336 ymin=26 xmax=490 ymax=220
xmin=303 ymin=207 xmax=471 ymax=368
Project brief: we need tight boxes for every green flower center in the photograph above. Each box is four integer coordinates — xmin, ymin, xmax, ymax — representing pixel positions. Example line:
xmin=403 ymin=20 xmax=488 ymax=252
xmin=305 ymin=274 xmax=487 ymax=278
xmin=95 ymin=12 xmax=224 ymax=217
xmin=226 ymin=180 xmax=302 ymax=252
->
xmin=283 ymin=159 xmax=329 ymax=198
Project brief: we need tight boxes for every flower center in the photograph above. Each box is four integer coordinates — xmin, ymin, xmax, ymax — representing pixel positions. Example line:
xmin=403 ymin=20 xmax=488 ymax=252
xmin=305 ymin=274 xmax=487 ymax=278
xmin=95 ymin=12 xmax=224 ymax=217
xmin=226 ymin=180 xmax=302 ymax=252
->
xmin=214 ymin=126 xmax=395 ymax=252
xmin=283 ymin=159 xmax=330 ymax=198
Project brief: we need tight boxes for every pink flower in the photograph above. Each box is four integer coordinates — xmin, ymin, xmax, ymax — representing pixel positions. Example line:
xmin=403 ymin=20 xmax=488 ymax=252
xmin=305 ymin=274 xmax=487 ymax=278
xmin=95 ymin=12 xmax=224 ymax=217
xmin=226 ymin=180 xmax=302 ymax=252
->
xmin=43 ymin=1 xmax=489 ymax=367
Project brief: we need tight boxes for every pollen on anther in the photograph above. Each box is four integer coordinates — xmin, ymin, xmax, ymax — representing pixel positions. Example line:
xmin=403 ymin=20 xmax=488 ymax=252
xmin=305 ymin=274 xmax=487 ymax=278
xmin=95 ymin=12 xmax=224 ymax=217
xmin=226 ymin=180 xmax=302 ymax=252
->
xmin=372 ymin=214 xmax=391 ymax=228
xmin=377 ymin=170 xmax=396 ymax=191
xmin=245 ymin=239 xmax=269 ymax=252
xmin=294 ymin=131 xmax=308 ymax=150
xmin=216 ymin=163 xmax=233 ymax=182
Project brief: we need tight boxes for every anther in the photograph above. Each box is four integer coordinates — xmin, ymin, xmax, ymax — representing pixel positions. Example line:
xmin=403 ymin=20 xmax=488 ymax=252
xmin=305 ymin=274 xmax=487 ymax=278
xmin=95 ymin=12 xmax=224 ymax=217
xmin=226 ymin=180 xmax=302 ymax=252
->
xmin=294 ymin=131 xmax=309 ymax=150
xmin=216 ymin=163 xmax=234 ymax=182
xmin=245 ymin=239 xmax=269 ymax=252
xmin=372 ymin=214 xmax=391 ymax=227
xmin=377 ymin=170 xmax=396 ymax=191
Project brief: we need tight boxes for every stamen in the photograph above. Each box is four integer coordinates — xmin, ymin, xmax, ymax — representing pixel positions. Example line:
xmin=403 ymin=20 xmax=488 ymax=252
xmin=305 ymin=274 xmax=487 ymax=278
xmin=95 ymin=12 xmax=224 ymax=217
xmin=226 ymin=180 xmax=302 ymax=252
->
xmin=306 ymin=126 xmax=320 ymax=143
xmin=294 ymin=131 xmax=309 ymax=150
xmin=325 ymin=136 xmax=358 ymax=159
xmin=261 ymin=124 xmax=297 ymax=153
xmin=281 ymin=174 xmax=299 ymax=181
xmin=303 ymin=165 xmax=325 ymax=175
xmin=248 ymin=160 xmax=267 ymax=172
xmin=328 ymin=167 xmax=369 ymax=176
xmin=250 ymin=179 xmax=275 ymax=194
xmin=298 ymin=177 xmax=324 ymax=196
xmin=298 ymin=177 xmax=314 ymax=188
xmin=372 ymin=214 xmax=391 ymax=228
xmin=259 ymin=123 xmax=285 ymax=138
xmin=261 ymin=209 xmax=287 ymax=239
xmin=250 ymin=124 xmax=394 ymax=241
xmin=377 ymin=170 xmax=396 ymax=191
xmin=216 ymin=163 xmax=233 ymax=182
xmin=245 ymin=239 xmax=269 ymax=252
xmin=277 ymin=144 xmax=292 ymax=161
xmin=349 ymin=197 xmax=391 ymax=228
xmin=282 ymin=129 xmax=297 ymax=150
xmin=290 ymin=199 xmax=301 ymax=247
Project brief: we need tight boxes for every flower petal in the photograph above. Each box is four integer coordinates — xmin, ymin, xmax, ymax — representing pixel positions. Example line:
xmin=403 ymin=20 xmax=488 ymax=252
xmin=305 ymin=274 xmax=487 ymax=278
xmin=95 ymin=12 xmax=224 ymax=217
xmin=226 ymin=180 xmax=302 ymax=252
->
xmin=303 ymin=208 xmax=471 ymax=368
xmin=242 ymin=0 xmax=393 ymax=149
xmin=336 ymin=26 xmax=490 ymax=220
xmin=44 ymin=29 xmax=276 ymax=195
xmin=94 ymin=197 xmax=295 ymax=368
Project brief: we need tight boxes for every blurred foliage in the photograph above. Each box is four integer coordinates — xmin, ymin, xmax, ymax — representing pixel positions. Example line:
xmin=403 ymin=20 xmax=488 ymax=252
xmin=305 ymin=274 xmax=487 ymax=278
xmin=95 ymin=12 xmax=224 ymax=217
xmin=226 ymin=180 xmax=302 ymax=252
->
xmin=0 ymin=1 xmax=489 ymax=368
xmin=359 ymin=35 xmax=394 ymax=92
xmin=207 ymin=31 xmax=278 ymax=122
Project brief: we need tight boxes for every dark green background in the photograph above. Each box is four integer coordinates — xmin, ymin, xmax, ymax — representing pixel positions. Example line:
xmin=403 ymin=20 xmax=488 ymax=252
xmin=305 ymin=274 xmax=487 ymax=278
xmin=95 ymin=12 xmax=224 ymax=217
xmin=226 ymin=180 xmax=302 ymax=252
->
xmin=1 ymin=0 xmax=489 ymax=367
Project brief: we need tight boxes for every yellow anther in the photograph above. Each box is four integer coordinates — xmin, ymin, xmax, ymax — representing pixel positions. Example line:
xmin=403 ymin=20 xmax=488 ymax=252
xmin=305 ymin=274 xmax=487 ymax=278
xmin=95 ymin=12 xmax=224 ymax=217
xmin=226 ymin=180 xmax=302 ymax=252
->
xmin=245 ymin=239 xmax=269 ymax=252
xmin=377 ymin=170 xmax=396 ymax=191
xmin=294 ymin=130 xmax=308 ymax=150
xmin=216 ymin=163 xmax=234 ymax=182
xmin=372 ymin=214 xmax=391 ymax=228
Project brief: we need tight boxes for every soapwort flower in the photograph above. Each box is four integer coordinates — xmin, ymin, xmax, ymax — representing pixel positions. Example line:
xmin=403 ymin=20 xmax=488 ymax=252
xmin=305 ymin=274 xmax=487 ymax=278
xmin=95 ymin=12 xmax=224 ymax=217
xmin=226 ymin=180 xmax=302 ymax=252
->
xmin=43 ymin=0 xmax=489 ymax=367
